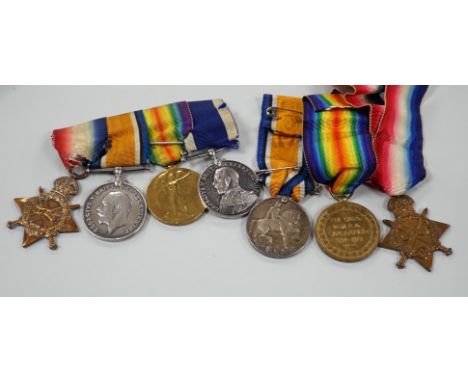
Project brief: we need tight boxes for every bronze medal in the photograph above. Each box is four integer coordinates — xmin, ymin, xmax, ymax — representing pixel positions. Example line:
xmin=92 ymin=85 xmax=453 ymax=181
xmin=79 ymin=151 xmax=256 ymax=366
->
xmin=380 ymin=195 xmax=452 ymax=271
xmin=146 ymin=166 xmax=206 ymax=225
xmin=315 ymin=201 xmax=380 ymax=262
xmin=7 ymin=176 xmax=80 ymax=250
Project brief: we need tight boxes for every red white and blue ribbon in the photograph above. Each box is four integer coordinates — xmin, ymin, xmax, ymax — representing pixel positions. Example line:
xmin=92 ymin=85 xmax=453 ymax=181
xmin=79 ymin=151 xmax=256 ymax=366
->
xmin=302 ymin=85 xmax=428 ymax=196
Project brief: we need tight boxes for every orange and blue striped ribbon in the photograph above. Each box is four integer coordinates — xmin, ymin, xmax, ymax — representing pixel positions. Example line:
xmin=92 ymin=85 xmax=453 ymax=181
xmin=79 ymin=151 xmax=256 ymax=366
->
xmin=257 ymin=94 xmax=316 ymax=202
xmin=52 ymin=99 xmax=238 ymax=169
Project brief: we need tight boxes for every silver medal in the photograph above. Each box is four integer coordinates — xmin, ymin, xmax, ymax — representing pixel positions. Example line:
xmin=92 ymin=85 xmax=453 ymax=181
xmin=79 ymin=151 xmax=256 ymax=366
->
xmin=246 ymin=196 xmax=311 ymax=258
xmin=83 ymin=167 xmax=147 ymax=241
xmin=199 ymin=157 xmax=261 ymax=218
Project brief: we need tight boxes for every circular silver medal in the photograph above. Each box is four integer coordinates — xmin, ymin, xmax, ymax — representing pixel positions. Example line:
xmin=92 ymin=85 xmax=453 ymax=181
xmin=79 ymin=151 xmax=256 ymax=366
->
xmin=199 ymin=160 xmax=261 ymax=218
xmin=83 ymin=180 xmax=147 ymax=241
xmin=247 ymin=196 xmax=311 ymax=258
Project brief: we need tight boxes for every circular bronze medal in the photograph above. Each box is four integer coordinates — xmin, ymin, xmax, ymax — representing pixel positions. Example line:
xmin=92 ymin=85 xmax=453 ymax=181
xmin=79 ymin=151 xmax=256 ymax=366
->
xmin=315 ymin=201 xmax=380 ymax=262
xmin=146 ymin=167 xmax=206 ymax=225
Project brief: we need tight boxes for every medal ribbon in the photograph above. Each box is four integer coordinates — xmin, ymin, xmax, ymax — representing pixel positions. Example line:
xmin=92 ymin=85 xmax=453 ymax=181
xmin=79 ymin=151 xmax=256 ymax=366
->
xmin=52 ymin=99 xmax=238 ymax=169
xmin=371 ymin=86 xmax=428 ymax=195
xmin=303 ymin=100 xmax=376 ymax=196
xmin=257 ymin=94 xmax=316 ymax=202
xmin=303 ymin=85 xmax=428 ymax=196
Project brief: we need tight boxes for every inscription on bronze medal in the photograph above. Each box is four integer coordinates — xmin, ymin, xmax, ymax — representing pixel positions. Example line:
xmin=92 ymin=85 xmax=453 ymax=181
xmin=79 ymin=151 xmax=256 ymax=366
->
xmin=316 ymin=201 xmax=380 ymax=262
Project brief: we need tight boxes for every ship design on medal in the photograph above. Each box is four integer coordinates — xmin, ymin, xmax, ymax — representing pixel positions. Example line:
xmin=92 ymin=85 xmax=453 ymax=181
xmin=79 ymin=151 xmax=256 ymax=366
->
xmin=380 ymin=195 xmax=452 ymax=271
xmin=7 ymin=177 xmax=80 ymax=249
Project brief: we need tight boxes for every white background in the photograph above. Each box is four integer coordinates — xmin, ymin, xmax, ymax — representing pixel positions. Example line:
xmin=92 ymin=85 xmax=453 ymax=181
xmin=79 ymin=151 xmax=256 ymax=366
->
xmin=1 ymin=1 xmax=467 ymax=381
xmin=0 ymin=85 xmax=465 ymax=296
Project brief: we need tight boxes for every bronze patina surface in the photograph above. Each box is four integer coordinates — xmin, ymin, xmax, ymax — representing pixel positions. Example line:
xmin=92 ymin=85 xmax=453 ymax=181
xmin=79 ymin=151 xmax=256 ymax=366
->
xmin=7 ymin=176 xmax=80 ymax=249
xmin=380 ymin=195 xmax=452 ymax=271
xmin=316 ymin=201 xmax=380 ymax=262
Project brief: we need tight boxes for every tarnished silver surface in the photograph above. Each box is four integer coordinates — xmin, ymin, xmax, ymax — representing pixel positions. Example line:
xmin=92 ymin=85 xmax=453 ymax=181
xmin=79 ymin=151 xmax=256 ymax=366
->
xmin=246 ymin=196 xmax=311 ymax=258
xmin=199 ymin=160 xmax=261 ymax=218
xmin=83 ymin=182 xmax=147 ymax=241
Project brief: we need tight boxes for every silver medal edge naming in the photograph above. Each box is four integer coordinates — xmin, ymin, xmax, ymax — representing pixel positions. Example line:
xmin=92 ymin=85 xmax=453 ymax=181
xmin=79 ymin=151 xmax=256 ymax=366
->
xmin=246 ymin=196 xmax=312 ymax=258
xmin=198 ymin=160 xmax=261 ymax=219
xmin=83 ymin=181 xmax=147 ymax=242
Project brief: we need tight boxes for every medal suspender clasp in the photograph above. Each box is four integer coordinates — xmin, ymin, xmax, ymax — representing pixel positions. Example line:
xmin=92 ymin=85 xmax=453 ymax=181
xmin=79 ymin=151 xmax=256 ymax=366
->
xmin=207 ymin=148 xmax=222 ymax=167
xmin=113 ymin=167 xmax=123 ymax=186
xmin=69 ymin=164 xmax=90 ymax=179
xmin=180 ymin=148 xmax=224 ymax=163
xmin=330 ymin=191 xmax=352 ymax=202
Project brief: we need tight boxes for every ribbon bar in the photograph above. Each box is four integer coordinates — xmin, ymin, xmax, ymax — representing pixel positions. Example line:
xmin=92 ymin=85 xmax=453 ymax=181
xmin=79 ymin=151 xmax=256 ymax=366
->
xmin=52 ymin=99 xmax=239 ymax=169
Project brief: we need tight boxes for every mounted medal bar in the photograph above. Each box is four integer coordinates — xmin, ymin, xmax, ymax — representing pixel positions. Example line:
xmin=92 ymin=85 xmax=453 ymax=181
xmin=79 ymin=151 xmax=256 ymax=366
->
xmin=7 ymin=98 xmax=245 ymax=248
xmin=6 ymin=86 xmax=453 ymax=273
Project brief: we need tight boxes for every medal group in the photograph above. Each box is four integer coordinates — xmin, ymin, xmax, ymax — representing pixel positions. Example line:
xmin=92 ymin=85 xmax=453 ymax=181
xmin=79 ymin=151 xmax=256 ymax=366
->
xmin=7 ymin=86 xmax=453 ymax=272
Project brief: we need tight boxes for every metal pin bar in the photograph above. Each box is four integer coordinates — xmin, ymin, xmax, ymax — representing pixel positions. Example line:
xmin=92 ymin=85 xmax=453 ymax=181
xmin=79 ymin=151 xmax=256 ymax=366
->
xmin=256 ymin=166 xmax=300 ymax=175
xmin=271 ymin=131 xmax=302 ymax=139
xmin=266 ymin=106 xmax=303 ymax=117
xmin=69 ymin=163 xmax=151 ymax=179
xmin=89 ymin=164 xmax=151 ymax=174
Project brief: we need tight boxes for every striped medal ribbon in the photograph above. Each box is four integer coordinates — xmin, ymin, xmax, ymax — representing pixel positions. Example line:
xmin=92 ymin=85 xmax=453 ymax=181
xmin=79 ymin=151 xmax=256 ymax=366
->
xmin=304 ymin=85 xmax=428 ymax=196
xmin=303 ymin=85 xmax=429 ymax=264
xmin=144 ymin=99 xmax=241 ymax=225
xmin=52 ymin=99 xmax=239 ymax=169
xmin=246 ymin=95 xmax=319 ymax=259
xmin=52 ymin=99 xmax=240 ymax=236
xmin=257 ymin=94 xmax=318 ymax=201
xmin=7 ymin=98 xmax=240 ymax=248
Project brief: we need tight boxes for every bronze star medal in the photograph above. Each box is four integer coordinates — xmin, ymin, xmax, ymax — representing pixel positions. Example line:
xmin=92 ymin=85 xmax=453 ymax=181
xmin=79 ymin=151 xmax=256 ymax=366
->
xmin=380 ymin=195 xmax=452 ymax=271
xmin=7 ymin=176 xmax=80 ymax=250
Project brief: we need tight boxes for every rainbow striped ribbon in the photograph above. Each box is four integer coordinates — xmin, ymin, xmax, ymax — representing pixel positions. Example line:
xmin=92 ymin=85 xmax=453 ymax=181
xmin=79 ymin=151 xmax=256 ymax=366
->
xmin=257 ymin=94 xmax=316 ymax=202
xmin=52 ymin=99 xmax=238 ymax=169
xmin=303 ymin=101 xmax=376 ymax=196
xmin=302 ymin=85 xmax=428 ymax=196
